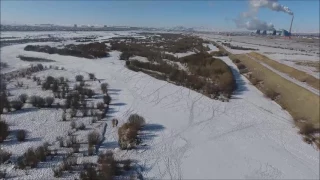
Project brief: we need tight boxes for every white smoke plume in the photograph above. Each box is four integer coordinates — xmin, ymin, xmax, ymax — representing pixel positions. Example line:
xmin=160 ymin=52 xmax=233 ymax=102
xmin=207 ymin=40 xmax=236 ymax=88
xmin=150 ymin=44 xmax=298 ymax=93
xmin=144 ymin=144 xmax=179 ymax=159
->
xmin=250 ymin=0 xmax=294 ymax=15
xmin=233 ymin=17 xmax=275 ymax=31
xmin=233 ymin=0 xmax=293 ymax=30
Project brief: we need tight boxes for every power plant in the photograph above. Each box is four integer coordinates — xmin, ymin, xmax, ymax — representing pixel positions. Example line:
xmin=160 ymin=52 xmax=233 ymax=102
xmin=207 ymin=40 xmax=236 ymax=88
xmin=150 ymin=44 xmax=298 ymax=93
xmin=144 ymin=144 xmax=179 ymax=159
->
xmin=255 ymin=15 xmax=294 ymax=38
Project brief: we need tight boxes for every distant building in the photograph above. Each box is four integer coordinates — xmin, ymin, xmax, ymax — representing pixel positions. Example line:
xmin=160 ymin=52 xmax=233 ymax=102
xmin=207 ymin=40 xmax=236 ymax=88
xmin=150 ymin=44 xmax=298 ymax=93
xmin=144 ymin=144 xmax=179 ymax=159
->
xmin=104 ymin=25 xmax=107 ymax=28
xmin=74 ymin=24 xmax=77 ymax=28
xmin=280 ymin=29 xmax=291 ymax=37
xmin=256 ymin=30 xmax=260 ymax=34
xmin=262 ymin=30 xmax=267 ymax=35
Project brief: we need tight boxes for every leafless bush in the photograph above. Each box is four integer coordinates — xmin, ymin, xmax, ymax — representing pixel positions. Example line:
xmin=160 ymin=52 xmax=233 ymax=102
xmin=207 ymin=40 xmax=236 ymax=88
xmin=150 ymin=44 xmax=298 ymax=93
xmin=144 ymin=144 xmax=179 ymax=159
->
xmin=88 ymin=73 xmax=95 ymax=80
xmin=11 ymin=100 xmax=23 ymax=110
xmin=66 ymin=92 xmax=80 ymax=109
xmin=80 ymin=163 xmax=98 ymax=180
xmin=88 ymin=145 xmax=94 ymax=156
xmin=101 ymin=83 xmax=109 ymax=94
xmin=96 ymin=102 xmax=105 ymax=111
xmin=16 ymin=130 xmax=27 ymax=142
xmin=103 ymin=94 xmax=111 ymax=105
xmin=61 ymin=157 xmax=77 ymax=172
xmin=236 ymin=63 xmax=246 ymax=70
xmin=80 ymin=81 xmax=85 ymax=87
xmin=118 ymin=123 xmax=139 ymax=150
xmin=35 ymin=145 xmax=50 ymax=162
xmin=88 ymin=131 xmax=101 ymax=146
xmin=81 ymin=107 xmax=88 ymax=117
xmin=128 ymin=114 xmax=145 ymax=129
xmin=19 ymin=94 xmax=28 ymax=103
xmin=298 ymin=122 xmax=315 ymax=135
xmin=70 ymin=108 xmax=77 ymax=118
xmin=70 ymin=135 xmax=77 ymax=144
xmin=96 ymin=113 xmax=102 ymax=121
xmin=0 ymin=120 xmax=9 ymax=143
xmin=76 ymin=75 xmax=84 ymax=82
xmin=72 ymin=143 xmax=80 ymax=153
xmin=97 ymin=151 xmax=121 ymax=178
xmin=29 ymin=96 xmax=45 ymax=107
xmin=0 ymin=93 xmax=10 ymax=114
xmin=0 ymin=149 xmax=11 ymax=164
xmin=0 ymin=170 xmax=6 ymax=179
xmin=120 ymin=51 xmax=133 ymax=60
xmin=91 ymin=116 xmax=97 ymax=124
xmin=122 ymin=159 xmax=132 ymax=171
xmin=15 ymin=81 xmax=23 ymax=87
xmin=78 ymin=123 xmax=86 ymax=130
xmin=62 ymin=112 xmax=67 ymax=121
xmin=83 ymin=88 xmax=94 ymax=98
xmin=18 ymin=148 xmax=39 ymax=169
xmin=52 ymin=167 xmax=63 ymax=177
xmin=57 ymin=136 xmax=64 ymax=147
xmin=233 ymin=59 xmax=241 ymax=63
xmin=59 ymin=76 xmax=65 ymax=83
xmin=45 ymin=96 xmax=54 ymax=107
xmin=70 ymin=121 xmax=77 ymax=129
xmin=265 ymin=89 xmax=280 ymax=101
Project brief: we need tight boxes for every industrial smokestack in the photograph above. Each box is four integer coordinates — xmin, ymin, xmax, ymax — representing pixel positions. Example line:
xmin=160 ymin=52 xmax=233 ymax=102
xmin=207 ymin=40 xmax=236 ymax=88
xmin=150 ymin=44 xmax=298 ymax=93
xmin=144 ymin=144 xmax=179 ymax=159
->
xmin=289 ymin=15 xmax=294 ymax=34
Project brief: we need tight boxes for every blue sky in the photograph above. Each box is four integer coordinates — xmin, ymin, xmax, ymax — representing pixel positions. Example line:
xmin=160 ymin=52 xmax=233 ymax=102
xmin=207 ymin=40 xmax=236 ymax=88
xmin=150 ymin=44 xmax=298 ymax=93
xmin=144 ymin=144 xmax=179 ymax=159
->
xmin=1 ymin=0 xmax=319 ymax=32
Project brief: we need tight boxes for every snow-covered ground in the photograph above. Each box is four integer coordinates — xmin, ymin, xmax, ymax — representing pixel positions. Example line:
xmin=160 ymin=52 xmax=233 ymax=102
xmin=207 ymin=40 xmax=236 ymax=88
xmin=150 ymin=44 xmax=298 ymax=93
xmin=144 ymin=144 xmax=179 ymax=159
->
xmin=203 ymin=43 xmax=219 ymax=53
xmin=1 ymin=32 xmax=319 ymax=179
xmin=129 ymin=56 xmax=149 ymax=63
xmin=0 ymin=31 xmax=135 ymax=41
xmin=165 ymin=51 xmax=195 ymax=58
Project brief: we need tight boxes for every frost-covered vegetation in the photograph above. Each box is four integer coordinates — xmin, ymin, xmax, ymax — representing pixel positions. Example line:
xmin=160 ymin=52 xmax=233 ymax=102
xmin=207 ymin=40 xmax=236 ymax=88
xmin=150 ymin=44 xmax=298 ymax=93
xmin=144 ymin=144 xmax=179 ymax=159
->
xmin=24 ymin=42 xmax=109 ymax=59
xmin=111 ymin=34 xmax=235 ymax=100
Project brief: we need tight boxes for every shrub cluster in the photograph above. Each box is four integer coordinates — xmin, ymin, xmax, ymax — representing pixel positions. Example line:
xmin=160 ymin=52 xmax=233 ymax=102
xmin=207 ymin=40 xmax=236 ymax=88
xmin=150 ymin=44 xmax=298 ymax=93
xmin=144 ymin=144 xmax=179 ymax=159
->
xmin=100 ymin=83 xmax=108 ymax=94
xmin=0 ymin=149 xmax=11 ymax=164
xmin=24 ymin=42 xmax=109 ymax=59
xmin=265 ymin=89 xmax=280 ymax=101
xmin=17 ymin=144 xmax=50 ymax=169
xmin=11 ymin=100 xmax=24 ymax=110
xmin=65 ymin=92 xmax=80 ymax=109
xmin=0 ymin=92 xmax=10 ymax=114
xmin=16 ymin=129 xmax=27 ymax=142
xmin=29 ymin=96 xmax=46 ymax=108
xmin=18 ymin=55 xmax=55 ymax=62
xmin=128 ymin=55 xmax=235 ymax=98
xmin=0 ymin=120 xmax=9 ymax=143
xmin=103 ymin=94 xmax=111 ymax=105
xmin=75 ymin=75 xmax=84 ymax=82
xmin=45 ymin=97 xmax=54 ymax=107
xmin=118 ymin=114 xmax=145 ymax=150
xmin=88 ymin=73 xmax=95 ymax=80
xmin=88 ymin=131 xmax=101 ymax=146
xmin=120 ymin=51 xmax=133 ymax=60
xmin=80 ymin=151 xmax=132 ymax=180
xmin=53 ymin=157 xmax=77 ymax=177
xmin=222 ymin=43 xmax=258 ymax=51
xmin=96 ymin=102 xmax=105 ymax=112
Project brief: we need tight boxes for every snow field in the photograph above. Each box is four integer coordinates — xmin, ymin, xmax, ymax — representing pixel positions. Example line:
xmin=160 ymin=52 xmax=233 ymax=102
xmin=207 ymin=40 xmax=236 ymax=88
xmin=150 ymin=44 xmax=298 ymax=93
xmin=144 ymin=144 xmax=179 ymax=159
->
xmin=0 ymin=32 xmax=319 ymax=179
